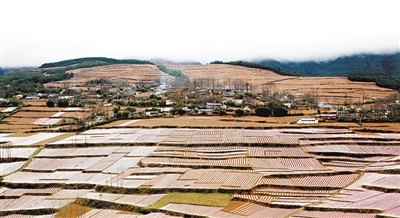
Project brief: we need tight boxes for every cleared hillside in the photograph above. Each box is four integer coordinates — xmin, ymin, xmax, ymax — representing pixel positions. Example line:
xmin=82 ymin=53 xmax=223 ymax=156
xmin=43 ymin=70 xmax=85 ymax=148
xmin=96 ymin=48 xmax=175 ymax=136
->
xmin=167 ymin=64 xmax=398 ymax=103
xmin=44 ymin=64 xmax=172 ymax=88
xmin=166 ymin=64 xmax=291 ymax=86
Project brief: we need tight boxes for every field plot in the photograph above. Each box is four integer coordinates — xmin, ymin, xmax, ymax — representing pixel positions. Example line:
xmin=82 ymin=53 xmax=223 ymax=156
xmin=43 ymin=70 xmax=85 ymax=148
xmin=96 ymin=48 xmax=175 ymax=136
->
xmin=37 ymin=146 xmax=121 ymax=157
xmin=119 ymin=168 xmax=262 ymax=190
xmin=101 ymin=116 xmax=284 ymax=128
xmin=49 ymin=127 xmax=400 ymax=146
xmin=161 ymin=203 xmax=224 ymax=217
xmin=0 ymin=187 xmax=61 ymax=197
xmin=1 ymin=126 xmax=399 ymax=216
xmin=292 ymin=210 xmax=377 ymax=218
xmin=257 ymin=173 xmax=359 ymax=188
xmin=0 ymin=132 xmax=67 ymax=146
xmin=19 ymin=106 xmax=63 ymax=112
xmin=219 ymin=201 xmax=300 ymax=218
xmin=309 ymin=173 xmax=400 ymax=215
xmin=141 ymin=157 xmax=252 ymax=168
xmin=305 ymin=145 xmax=400 ymax=155
xmin=50 ymin=112 xmax=65 ymax=118
xmin=1 ymin=195 xmax=73 ymax=212
xmin=81 ymin=209 xmax=173 ymax=218
xmin=1 ymin=106 xmax=90 ymax=133
xmin=102 ymin=116 xmax=365 ymax=129
xmin=1 ymin=107 xmax=18 ymax=113
xmin=0 ymin=162 xmax=25 ymax=176
xmin=12 ymin=146 xmax=160 ymax=185
xmin=0 ymin=118 xmax=46 ymax=132
xmin=0 ymin=147 xmax=38 ymax=159
xmin=12 ymin=111 xmax=58 ymax=118
xmin=80 ymin=191 xmax=167 ymax=207
xmin=299 ymin=133 xmax=400 ymax=146
xmin=249 ymin=158 xmax=329 ymax=175
xmin=0 ymin=188 xmax=91 ymax=217
xmin=32 ymin=118 xmax=62 ymax=125
xmin=254 ymin=186 xmax=339 ymax=197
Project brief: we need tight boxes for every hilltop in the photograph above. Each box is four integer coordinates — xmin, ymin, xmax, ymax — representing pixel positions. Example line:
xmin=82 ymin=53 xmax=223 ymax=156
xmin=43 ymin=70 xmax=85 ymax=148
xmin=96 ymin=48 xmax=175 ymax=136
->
xmin=0 ymin=57 xmax=153 ymax=98
xmin=149 ymin=58 xmax=201 ymax=65
xmin=256 ymin=52 xmax=400 ymax=77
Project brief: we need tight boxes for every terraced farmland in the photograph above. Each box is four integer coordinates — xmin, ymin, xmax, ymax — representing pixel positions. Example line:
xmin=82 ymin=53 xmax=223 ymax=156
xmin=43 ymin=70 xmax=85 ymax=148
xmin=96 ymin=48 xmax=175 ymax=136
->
xmin=0 ymin=127 xmax=399 ymax=217
xmin=0 ymin=106 xmax=90 ymax=133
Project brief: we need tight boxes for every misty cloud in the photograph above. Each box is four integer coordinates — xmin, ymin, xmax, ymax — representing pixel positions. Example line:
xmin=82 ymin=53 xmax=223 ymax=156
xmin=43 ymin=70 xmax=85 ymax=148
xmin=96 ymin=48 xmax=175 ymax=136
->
xmin=0 ymin=0 xmax=399 ymax=67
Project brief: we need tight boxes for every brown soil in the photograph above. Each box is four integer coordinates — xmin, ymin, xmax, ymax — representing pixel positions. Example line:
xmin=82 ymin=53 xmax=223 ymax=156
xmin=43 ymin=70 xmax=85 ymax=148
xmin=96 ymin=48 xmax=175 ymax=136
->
xmin=222 ymin=200 xmax=248 ymax=212
xmin=20 ymin=107 xmax=64 ymax=112
xmin=44 ymin=64 xmax=172 ymax=88
xmin=167 ymin=64 xmax=398 ymax=104
xmin=11 ymin=111 xmax=58 ymax=118
xmin=55 ymin=203 xmax=92 ymax=218
xmin=23 ymin=100 xmax=47 ymax=106
xmin=99 ymin=116 xmax=361 ymax=129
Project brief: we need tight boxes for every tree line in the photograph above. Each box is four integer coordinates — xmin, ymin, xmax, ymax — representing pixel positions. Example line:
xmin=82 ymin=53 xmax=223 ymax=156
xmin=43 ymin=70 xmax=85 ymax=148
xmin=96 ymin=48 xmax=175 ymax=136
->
xmin=0 ymin=69 xmax=73 ymax=98
xmin=209 ymin=60 xmax=303 ymax=76
xmin=39 ymin=57 xmax=152 ymax=68
xmin=347 ymin=74 xmax=400 ymax=91
xmin=157 ymin=65 xmax=191 ymax=87
xmin=258 ymin=52 xmax=400 ymax=77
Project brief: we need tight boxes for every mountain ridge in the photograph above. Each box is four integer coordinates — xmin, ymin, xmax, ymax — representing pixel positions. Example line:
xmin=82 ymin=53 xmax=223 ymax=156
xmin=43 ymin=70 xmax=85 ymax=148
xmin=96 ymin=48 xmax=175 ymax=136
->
xmin=254 ymin=52 xmax=400 ymax=77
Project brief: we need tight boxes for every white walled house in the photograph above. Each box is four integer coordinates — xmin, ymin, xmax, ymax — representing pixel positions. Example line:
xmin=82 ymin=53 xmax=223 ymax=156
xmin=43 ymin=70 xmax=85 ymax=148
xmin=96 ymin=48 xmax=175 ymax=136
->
xmin=297 ymin=118 xmax=318 ymax=124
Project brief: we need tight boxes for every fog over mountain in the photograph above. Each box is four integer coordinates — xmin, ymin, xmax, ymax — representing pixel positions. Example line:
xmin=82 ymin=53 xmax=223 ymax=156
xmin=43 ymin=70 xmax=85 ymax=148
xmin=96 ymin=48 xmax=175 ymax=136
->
xmin=253 ymin=52 xmax=400 ymax=77
xmin=1 ymin=0 xmax=399 ymax=68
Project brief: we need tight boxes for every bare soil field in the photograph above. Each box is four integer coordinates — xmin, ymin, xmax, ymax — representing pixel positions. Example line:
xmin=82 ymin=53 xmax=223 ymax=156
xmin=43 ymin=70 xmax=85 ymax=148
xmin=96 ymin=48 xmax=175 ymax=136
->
xmin=11 ymin=111 xmax=58 ymax=118
xmin=3 ymin=117 xmax=40 ymax=125
xmin=354 ymin=122 xmax=400 ymax=132
xmin=23 ymin=100 xmax=46 ymax=106
xmin=19 ymin=106 xmax=65 ymax=112
xmin=1 ymin=127 xmax=399 ymax=217
xmin=9 ymin=111 xmax=87 ymax=119
xmin=167 ymin=64 xmax=398 ymax=103
xmin=0 ymin=124 xmax=46 ymax=133
xmin=44 ymin=64 xmax=172 ymax=87
xmin=100 ymin=116 xmax=361 ymax=129
xmin=275 ymin=76 xmax=396 ymax=103
xmin=167 ymin=64 xmax=290 ymax=86
xmin=0 ymin=104 xmax=91 ymax=133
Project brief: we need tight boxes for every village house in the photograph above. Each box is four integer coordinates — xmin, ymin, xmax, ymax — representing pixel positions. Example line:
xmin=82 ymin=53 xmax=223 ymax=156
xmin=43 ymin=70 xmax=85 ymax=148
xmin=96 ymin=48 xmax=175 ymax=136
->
xmin=206 ymin=103 xmax=224 ymax=110
xmin=297 ymin=118 xmax=318 ymax=124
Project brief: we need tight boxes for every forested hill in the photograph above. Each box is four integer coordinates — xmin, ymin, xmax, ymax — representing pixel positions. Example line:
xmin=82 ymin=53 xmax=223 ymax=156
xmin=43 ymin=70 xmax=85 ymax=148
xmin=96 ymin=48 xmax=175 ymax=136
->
xmin=0 ymin=57 xmax=152 ymax=98
xmin=39 ymin=57 xmax=152 ymax=68
xmin=256 ymin=53 xmax=400 ymax=77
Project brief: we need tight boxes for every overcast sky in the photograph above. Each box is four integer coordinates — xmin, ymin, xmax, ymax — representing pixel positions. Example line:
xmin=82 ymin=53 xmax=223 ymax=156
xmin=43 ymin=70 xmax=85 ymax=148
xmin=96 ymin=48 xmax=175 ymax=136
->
xmin=0 ymin=0 xmax=399 ymax=67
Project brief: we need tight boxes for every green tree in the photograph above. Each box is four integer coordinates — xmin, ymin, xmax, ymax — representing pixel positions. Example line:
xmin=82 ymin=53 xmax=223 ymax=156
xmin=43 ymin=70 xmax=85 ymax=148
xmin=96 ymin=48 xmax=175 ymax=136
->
xmin=46 ymin=100 xmax=55 ymax=107
xmin=113 ymin=106 xmax=120 ymax=117
xmin=116 ymin=111 xmax=129 ymax=119
xmin=255 ymin=106 xmax=272 ymax=117
xmin=273 ymin=106 xmax=288 ymax=117
xmin=125 ymin=107 xmax=136 ymax=112
xmin=57 ymin=99 xmax=69 ymax=107
xmin=235 ymin=109 xmax=245 ymax=116
xmin=234 ymin=93 xmax=244 ymax=99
